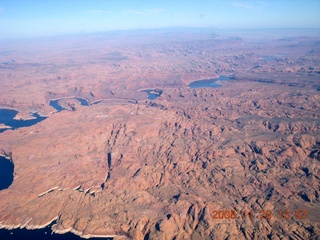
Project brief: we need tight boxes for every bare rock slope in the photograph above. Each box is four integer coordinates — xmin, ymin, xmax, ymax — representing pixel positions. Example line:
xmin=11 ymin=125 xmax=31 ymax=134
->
xmin=1 ymin=84 xmax=320 ymax=239
xmin=0 ymin=29 xmax=320 ymax=239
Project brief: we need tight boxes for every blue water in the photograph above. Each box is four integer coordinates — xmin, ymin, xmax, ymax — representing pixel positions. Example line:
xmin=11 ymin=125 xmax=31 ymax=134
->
xmin=0 ymin=109 xmax=47 ymax=133
xmin=0 ymin=223 xmax=113 ymax=240
xmin=0 ymin=156 xmax=14 ymax=190
xmin=141 ymin=90 xmax=163 ymax=100
xmin=49 ymin=100 xmax=66 ymax=112
xmin=0 ymin=97 xmax=90 ymax=133
xmin=188 ymin=76 xmax=231 ymax=88
xmin=75 ymin=98 xmax=89 ymax=106
xmin=49 ymin=98 xmax=89 ymax=112
xmin=147 ymin=92 xmax=159 ymax=100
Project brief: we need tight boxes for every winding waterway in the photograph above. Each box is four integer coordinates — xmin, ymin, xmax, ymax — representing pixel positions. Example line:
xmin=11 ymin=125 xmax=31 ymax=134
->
xmin=0 ymin=97 xmax=90 ymax=133
xmin=0 ymin=109 xmax=47 ymax=133
xmin=49 ymin=98 xmax=89 ymax=112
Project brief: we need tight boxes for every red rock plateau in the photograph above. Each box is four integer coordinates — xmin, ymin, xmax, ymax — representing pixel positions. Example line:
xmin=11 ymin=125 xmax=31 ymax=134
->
xmin=0 ymin=29 xmax=319 ymax=239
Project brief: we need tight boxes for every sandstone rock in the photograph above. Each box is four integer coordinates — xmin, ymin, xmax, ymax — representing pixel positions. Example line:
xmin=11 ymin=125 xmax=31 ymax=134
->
xmin=0 ymin=29 xmax=319 ymax=239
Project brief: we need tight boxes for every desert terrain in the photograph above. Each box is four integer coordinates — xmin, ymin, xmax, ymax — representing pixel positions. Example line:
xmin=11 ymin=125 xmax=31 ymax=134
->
xmin=0 ymin=28 xmax=319 ymax=239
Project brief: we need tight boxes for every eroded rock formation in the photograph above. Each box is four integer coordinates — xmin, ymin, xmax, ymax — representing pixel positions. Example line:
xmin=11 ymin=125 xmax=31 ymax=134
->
xmin=0 ymin=29 xmax=319 ymax=239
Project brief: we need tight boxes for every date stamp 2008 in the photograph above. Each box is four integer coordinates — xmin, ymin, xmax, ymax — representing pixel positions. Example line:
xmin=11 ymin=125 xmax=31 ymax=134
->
xmin=212 ymin=209 xmax=308 ymax=220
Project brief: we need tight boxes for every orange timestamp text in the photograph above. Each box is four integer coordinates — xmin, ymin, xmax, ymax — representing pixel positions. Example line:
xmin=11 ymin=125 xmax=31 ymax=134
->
xmin=212 ymin=209 xmax=308 ymax=220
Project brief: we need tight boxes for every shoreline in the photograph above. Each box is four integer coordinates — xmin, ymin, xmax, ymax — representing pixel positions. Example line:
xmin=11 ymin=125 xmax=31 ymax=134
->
xmin=0 ymin=217 xmax=117 ymax=239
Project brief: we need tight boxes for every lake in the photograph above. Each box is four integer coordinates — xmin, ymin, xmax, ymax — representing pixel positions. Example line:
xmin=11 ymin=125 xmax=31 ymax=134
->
xmin=188 ymin=75 xmax=232 ymax=88
xmin=0 ymin=225 xmax=113 ymax=240
xmin=0 ymin=109 xmax=47 ymax=133
xmin=49 ymin=98 xmax=89 ymax=112
xmin=140 ymin=89 xmax=163 ymax=100
xmin=49 ymin=99 xmax=66 ymax=112
xmin=0 ymin=156 xmax=14 ymax=191
xmin=0 ymin=97 xmax=90 ymax=133
xmin=75 ymin=98 xmax=89 ymax=106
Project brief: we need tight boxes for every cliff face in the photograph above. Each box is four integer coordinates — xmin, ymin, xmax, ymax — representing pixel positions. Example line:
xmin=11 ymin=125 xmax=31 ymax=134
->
xmin=0 ymin=82 xmax=319 ymax=239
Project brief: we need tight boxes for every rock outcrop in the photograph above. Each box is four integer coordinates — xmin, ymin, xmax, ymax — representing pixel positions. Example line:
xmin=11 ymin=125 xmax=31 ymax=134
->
xmin=0 ymin=29 xmax=319 ymax=239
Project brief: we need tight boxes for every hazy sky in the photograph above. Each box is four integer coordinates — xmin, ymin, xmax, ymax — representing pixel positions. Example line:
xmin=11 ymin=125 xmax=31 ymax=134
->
xmin=0 ymin=0 xmax=320 ymax=39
